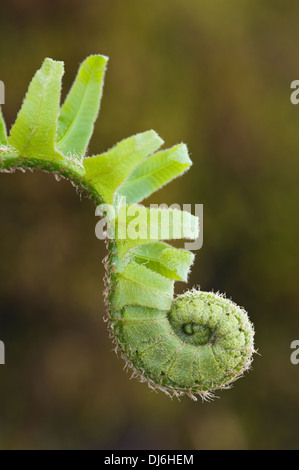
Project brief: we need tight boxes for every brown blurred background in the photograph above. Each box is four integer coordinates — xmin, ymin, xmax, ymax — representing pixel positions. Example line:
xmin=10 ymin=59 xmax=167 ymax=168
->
xmin=0 ymin=0 xmax=299 ymax=450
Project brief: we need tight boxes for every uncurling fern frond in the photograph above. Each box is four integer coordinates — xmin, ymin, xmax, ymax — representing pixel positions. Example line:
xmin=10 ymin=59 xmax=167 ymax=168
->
xmin=0 ymin=56 xmax=255 ymax=401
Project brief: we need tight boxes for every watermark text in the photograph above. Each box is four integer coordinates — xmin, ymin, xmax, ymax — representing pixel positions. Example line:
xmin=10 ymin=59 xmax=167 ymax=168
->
xmin=0 ymin=81 xmax=4 ymax=105
xmin=0 ymin=341 xmax=4 ymax=364
xmin=95 ymin=199 xmax=203 ymax=251
xmin=290 ymin=340 xmax=299 ymax=364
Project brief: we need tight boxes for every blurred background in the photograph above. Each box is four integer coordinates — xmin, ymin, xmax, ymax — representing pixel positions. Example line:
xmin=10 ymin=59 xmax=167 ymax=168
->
xmin=0 ymin=0 xmax=298 ymax=450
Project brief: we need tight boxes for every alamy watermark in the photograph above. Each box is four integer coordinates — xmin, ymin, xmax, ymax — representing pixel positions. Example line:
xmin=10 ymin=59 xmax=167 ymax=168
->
xmin=290 ymin=340 xmax=299 ymax=365
xmin=0 ymin=80 xmax=4 ymax=105
xmin=95 ymin=198 xmax=203 ymax=251
xmin=0 ymin=341 xmax=4 ymax=365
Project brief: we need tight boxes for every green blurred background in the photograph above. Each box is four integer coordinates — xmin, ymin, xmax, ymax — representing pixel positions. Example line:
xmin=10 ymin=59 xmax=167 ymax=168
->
xmin=0 ymin=0 xmax=299 ymax=450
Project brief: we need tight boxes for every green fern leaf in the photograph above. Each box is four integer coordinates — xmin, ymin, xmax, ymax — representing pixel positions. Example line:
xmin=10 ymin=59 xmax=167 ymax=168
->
xmin=116 ymin=143 xmax=192 ymax=204
xmin=131 ymin=242 xmax=194 ymax=282
xmin=8 ymin=58 xmax=64 ymax=160
xmin=56 ymin=55 xmax=108 ymax=159
xmin=83 ymin=130 xmax=163 ymax=204
xmin=116 ymin=204 xmax=199 ymax=257
xmin=114 ymin=262 xmax=174 ymax=311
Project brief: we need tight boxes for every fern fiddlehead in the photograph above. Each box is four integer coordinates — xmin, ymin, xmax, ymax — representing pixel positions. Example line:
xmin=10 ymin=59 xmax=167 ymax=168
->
xmin=0 ymin=56 xmax=255 ymax=400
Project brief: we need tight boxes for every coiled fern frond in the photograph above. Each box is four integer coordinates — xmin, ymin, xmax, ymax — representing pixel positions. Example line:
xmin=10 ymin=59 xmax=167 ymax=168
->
xmin=0 ymin=56 xmax=255 ymax=400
